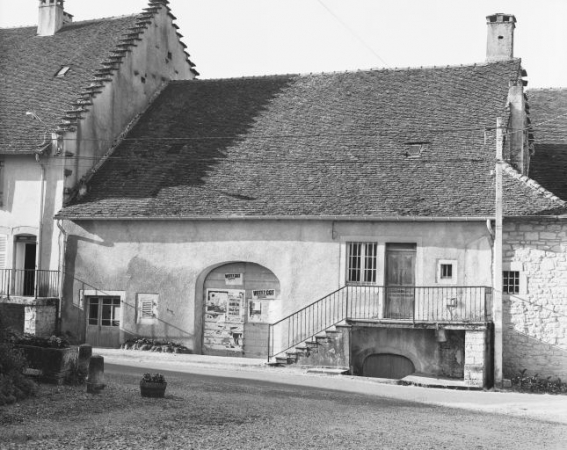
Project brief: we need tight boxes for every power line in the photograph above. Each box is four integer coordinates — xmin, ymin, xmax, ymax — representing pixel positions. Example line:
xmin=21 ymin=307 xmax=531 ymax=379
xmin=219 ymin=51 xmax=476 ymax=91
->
xmin=315 ymin=0 xmax=389 ymax=67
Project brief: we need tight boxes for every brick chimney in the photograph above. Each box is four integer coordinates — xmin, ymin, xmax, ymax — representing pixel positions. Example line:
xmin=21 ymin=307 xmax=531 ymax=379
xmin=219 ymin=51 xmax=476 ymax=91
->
xmin=37 ymin=0 xmax=72 ymax=36
xmin=486 ymin=13 xmax=516 ymax=62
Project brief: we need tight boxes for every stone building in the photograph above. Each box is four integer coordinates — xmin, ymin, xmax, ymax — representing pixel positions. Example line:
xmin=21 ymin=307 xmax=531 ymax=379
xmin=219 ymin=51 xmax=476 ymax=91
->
xmin=0 ymin=0 xmax=196 ymax=335
xmin=54 ymin=13 xmax=567 ymax=387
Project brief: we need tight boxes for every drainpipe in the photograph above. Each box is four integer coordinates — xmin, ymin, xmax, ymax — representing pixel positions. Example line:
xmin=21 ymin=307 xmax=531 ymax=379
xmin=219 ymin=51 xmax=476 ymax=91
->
xmin=56 ymin=219 xmax=66 ymax=333
xmin=493 ymin=118 xmax=504 ymax=387
xmin=35 ymin=154 xmax=46 ymax=299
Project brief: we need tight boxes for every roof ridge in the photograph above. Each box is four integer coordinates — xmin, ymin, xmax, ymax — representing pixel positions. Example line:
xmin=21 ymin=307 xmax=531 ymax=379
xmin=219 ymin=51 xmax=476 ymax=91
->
xmin=193 ymin=58 xmax=522 ymax=82
xmin=526 ymin=87 xmax=567 ymax=91
xmin=502 ymin=162 xmax=566 ymax=204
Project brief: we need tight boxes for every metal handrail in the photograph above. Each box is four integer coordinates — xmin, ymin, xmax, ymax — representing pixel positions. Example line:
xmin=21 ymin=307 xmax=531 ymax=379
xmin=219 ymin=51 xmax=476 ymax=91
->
xmin=268 ymin=285 xmax=492 ymax=361
xmin=0 ymin=269 xmax=60 ymax=298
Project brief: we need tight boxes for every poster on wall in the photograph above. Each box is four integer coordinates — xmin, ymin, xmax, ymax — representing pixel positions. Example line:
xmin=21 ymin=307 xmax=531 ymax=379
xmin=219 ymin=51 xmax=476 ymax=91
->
xmin=224 ymin=273 xmax=243 ymax=286
xmin=252 ymin=289 xmax=275 ymax=300
xmin=248 ymin=300 xmax=269 ymax=323
xmin=226 ymin=291 xmax=244 ymax=323
xmin=204 ymin=289 xmax=245 ymax=352
xmin=205 ymin=290 xmax=228 ymax=322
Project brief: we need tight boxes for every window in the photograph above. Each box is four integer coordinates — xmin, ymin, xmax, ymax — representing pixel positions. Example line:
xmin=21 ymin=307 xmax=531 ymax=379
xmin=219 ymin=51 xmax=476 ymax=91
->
xmin=55 ymin=66 xmax=70 ymax=77
xmin=138 ymin=293 xmax=158 ymax=322
xmin=347 ymin=242 xmax=377 ymax=283
xmin=503 ymin=271 xmax=520 ymax=294
xmin=88 ymin=296 xmax=121 ymax=327
xmin=437 ymin=259 xmax=457 ymax=284
xmin=440 ymin=264 xmax=452 ymax=278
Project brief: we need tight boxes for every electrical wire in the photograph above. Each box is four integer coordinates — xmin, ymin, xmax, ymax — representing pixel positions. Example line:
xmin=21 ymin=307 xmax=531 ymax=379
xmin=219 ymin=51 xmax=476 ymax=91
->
xmin=315 ymin=0 xmax=389 ymax=67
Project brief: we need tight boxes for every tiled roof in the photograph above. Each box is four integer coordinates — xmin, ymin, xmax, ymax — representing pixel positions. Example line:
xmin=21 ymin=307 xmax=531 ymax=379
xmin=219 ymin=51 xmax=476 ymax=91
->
xmin=527 ymin=88 xmax=567 ymax=201
xmin=0 ymin=1 xmax=195 ymax=154
xmin=57 ymin=59 xmax=565 ymax=220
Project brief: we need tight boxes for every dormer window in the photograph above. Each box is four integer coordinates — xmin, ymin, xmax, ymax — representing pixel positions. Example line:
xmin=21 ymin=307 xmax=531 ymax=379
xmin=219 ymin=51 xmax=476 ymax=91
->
xmin=55 ymin=66 xmax=70 ymax=77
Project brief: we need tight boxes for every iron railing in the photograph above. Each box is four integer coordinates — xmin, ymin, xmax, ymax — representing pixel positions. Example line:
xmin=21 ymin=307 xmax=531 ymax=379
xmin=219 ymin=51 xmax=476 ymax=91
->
xmin=0 ymin=269 xmax=60 ymax=298
xmin=268 ymin=285 xmax=492 ymax=360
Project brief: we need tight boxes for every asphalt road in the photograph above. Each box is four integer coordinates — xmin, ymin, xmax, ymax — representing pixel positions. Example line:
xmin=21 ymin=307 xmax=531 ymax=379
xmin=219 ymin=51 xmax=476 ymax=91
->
xmin=98 ymin=362 xmax=566 ymax=450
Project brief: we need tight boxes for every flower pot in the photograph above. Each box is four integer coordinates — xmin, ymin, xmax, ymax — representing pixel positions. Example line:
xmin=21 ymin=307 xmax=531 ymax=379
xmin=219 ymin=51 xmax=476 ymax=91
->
xmin=140 ymin=381 xmax=167 ymax=398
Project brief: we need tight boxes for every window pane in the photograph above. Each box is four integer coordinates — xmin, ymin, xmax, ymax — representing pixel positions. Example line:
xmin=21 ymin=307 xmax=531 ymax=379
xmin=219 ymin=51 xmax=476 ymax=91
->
xmin=347 ymin=243 xmax=361 ymax=282
xmin=88 ymin=300 xmax=99 ymax=326
xmin=364 ymin=243 xmax=377 ymax=282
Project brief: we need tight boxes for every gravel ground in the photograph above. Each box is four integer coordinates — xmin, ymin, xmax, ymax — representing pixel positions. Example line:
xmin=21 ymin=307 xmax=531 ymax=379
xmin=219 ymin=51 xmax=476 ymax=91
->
xmin=1 ymin=370 xmax=566 ymax=450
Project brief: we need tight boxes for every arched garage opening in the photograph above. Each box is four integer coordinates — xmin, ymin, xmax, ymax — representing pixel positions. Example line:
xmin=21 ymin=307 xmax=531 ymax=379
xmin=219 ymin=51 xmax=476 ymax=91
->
xmin=202 ymin=262 xmax=280 ymax=358
xmin=362 ymin=353 xmax=416 ymax=379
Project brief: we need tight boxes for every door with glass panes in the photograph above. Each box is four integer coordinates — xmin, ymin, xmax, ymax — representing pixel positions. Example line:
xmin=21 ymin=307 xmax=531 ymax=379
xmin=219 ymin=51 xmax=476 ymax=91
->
xmin=86 ymin=296 xmax=121 ymax=348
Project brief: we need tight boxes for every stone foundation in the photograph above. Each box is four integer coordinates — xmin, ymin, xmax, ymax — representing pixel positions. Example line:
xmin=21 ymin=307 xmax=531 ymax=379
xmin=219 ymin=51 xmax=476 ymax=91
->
xmin=0 ymin=297 xmax=58 ymax=337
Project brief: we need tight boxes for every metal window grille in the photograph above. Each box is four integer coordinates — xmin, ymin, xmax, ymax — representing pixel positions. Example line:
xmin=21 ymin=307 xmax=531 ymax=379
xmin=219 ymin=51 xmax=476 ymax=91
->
xmin=347 ymin=242 xmax=377 ymax=283
xmin=503 ymin=271 xmax=520 ymax=294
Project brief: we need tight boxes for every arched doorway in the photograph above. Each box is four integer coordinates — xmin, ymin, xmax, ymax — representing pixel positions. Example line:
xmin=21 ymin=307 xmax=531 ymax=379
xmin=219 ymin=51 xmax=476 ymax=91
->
xmin=203 ymin=262 xmax=280 ymax=358
xmin=363 ymin=353 xmax=416 ymax=379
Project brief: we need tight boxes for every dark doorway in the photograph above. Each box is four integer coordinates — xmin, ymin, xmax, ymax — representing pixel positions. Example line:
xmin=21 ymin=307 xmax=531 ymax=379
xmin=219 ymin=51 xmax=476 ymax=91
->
xmin=23 ymin=243 xmax=36 ymax=296
xmin=384 ymin=243 xmax=416 ymax=319
xmin=363 ymin=353 xmax=416 ymax=379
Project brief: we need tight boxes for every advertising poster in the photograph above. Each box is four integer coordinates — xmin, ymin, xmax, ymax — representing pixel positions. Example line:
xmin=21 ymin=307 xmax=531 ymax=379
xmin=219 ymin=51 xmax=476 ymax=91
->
xmin=226 ymin=290 xmax=244 ymax=323
xmin=252 ymin=289 xmax=276 ymax=300
xmin=248 ymin=300 xmax=269 ymax=323
xmin=224 ymin=273 xmax=243 ymax=285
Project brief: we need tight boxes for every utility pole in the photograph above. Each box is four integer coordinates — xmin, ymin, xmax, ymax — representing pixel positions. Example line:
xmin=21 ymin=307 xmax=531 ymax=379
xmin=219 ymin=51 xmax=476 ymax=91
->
xmin=493 ymin=117 xmax=504 ymax=387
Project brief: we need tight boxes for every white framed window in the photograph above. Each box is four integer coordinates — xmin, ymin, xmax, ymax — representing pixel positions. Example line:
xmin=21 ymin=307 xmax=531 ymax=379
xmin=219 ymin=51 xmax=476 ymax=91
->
xmin=437 ymin=259 xmax=457 ymax=285
xmin=347 ymin=242 xmax=378 ymax=283
xmin=138 ymin=293 xmax=159 ymax=323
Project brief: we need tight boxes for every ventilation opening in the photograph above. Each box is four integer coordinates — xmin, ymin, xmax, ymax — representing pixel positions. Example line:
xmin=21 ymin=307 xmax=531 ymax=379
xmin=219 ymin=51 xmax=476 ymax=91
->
xmin=498 ymin=35 xmax=504 ymax=40
xmin=140 ymin=76 xmax=146 ymax=84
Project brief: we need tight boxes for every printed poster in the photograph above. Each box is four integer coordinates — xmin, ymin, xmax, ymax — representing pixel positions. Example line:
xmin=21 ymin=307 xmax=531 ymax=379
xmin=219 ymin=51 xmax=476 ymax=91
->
xmin=224 ymin=273 xmax=243 ymax=286
xmin=248 ymin=300 xmax=269 ymax=323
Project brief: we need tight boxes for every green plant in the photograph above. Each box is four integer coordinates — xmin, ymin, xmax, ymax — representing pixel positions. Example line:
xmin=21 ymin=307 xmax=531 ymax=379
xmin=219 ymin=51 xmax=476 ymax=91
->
xmin=141 ymin=373 xmax=165 ymax=384
xmin=0 ymin=321 xmax=37 ymax=405
xmin=511 ymin=369 xmax=567 ymax=394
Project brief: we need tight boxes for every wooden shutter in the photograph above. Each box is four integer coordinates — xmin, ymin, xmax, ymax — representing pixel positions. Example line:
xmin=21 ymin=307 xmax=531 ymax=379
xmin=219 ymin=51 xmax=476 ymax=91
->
xmin=0 ymin=235 xmax=6 ymax=269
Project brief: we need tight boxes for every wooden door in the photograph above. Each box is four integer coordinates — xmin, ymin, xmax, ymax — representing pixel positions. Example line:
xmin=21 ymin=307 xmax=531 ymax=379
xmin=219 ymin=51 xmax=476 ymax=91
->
xmin=86 ymin=296 xmax=121 ymax=348
xmin=363 ymin=353 xmax=415 ymax=379
xmin=384 ymin=244 xmax=416 ymax=319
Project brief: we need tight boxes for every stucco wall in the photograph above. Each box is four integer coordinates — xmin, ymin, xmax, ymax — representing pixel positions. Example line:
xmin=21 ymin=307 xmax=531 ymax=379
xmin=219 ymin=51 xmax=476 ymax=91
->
xmin=350 ymin=327 xmax=466 ymax=378
xmin=61 ymin=219 xmax=492 ymax=352
xmin=502 ymin=219 xmax=567 ymax=379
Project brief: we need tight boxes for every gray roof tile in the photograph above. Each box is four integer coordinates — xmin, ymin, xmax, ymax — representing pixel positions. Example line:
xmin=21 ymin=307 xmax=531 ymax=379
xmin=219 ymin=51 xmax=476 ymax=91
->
xmin=57 ymin=59 xmax=567 ymax=219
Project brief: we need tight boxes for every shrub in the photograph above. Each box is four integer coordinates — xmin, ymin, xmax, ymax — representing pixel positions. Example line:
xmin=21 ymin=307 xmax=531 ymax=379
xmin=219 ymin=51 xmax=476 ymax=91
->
xmin=511 ymin=369 xmax=567 ymax=394
xmin=0 ymin=321 xmax=37 ymax=406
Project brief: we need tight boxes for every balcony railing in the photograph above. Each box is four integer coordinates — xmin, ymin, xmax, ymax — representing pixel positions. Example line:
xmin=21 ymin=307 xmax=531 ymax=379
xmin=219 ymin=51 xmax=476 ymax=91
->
xmin=268 ymin=285 xmax=492 ymax=360
xmin=0 ymin=269 xmax=60 ymax=298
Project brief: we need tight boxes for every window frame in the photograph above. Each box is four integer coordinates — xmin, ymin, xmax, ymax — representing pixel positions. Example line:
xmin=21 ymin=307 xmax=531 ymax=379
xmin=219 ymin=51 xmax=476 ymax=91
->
xmin=346 ymin=242 xmax=378 ymax=284
xmin=437 ymin=259 xmax=457 ymax=285
xmin=503 ymin=270 xmax=520 ymax=294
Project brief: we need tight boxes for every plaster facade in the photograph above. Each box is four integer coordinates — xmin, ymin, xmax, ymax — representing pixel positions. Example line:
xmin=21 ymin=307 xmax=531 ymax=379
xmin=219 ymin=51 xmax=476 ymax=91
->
xmin=0 ymin=4 xmax=194 ymax=310
xmin=60 ymin=219 xmax=493 ymax=353
xmin=502 ymin=219 xmax=567 ymax=378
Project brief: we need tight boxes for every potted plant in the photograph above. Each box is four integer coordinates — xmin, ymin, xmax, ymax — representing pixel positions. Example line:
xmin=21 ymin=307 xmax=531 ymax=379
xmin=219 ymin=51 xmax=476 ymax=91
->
xmin=140 ymin=373 xmax=167 ymax=398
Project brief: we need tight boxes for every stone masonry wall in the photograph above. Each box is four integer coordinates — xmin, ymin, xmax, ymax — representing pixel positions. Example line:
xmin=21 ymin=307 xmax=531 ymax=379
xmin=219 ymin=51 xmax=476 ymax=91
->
xmin=464 ymin=329 xmax=488 ymax=387
xmin=502 ymin=219 xmax=567 ymax=379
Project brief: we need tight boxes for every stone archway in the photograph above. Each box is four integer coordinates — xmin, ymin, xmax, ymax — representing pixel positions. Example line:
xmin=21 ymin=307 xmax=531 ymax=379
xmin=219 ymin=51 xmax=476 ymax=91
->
xmin=362 ymin=353 xmax=416 ymax=379
xmin=202 ymin=262 xmax=280 ymax=358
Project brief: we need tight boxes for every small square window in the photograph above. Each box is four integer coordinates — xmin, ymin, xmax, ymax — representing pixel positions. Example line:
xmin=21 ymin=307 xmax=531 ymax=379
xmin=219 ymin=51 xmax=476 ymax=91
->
xmin=437 ymin=259 xmax=457 ymax=284
xmin=503 ymin=271 xmax=520 ymax=294
xmin=440 ymin=264 xmax=453 ymax=279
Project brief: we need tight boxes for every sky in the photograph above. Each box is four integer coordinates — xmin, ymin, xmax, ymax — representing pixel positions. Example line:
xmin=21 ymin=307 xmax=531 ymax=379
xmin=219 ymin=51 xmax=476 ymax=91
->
xmin=0 ymin=0 xmax=566 ymax=88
